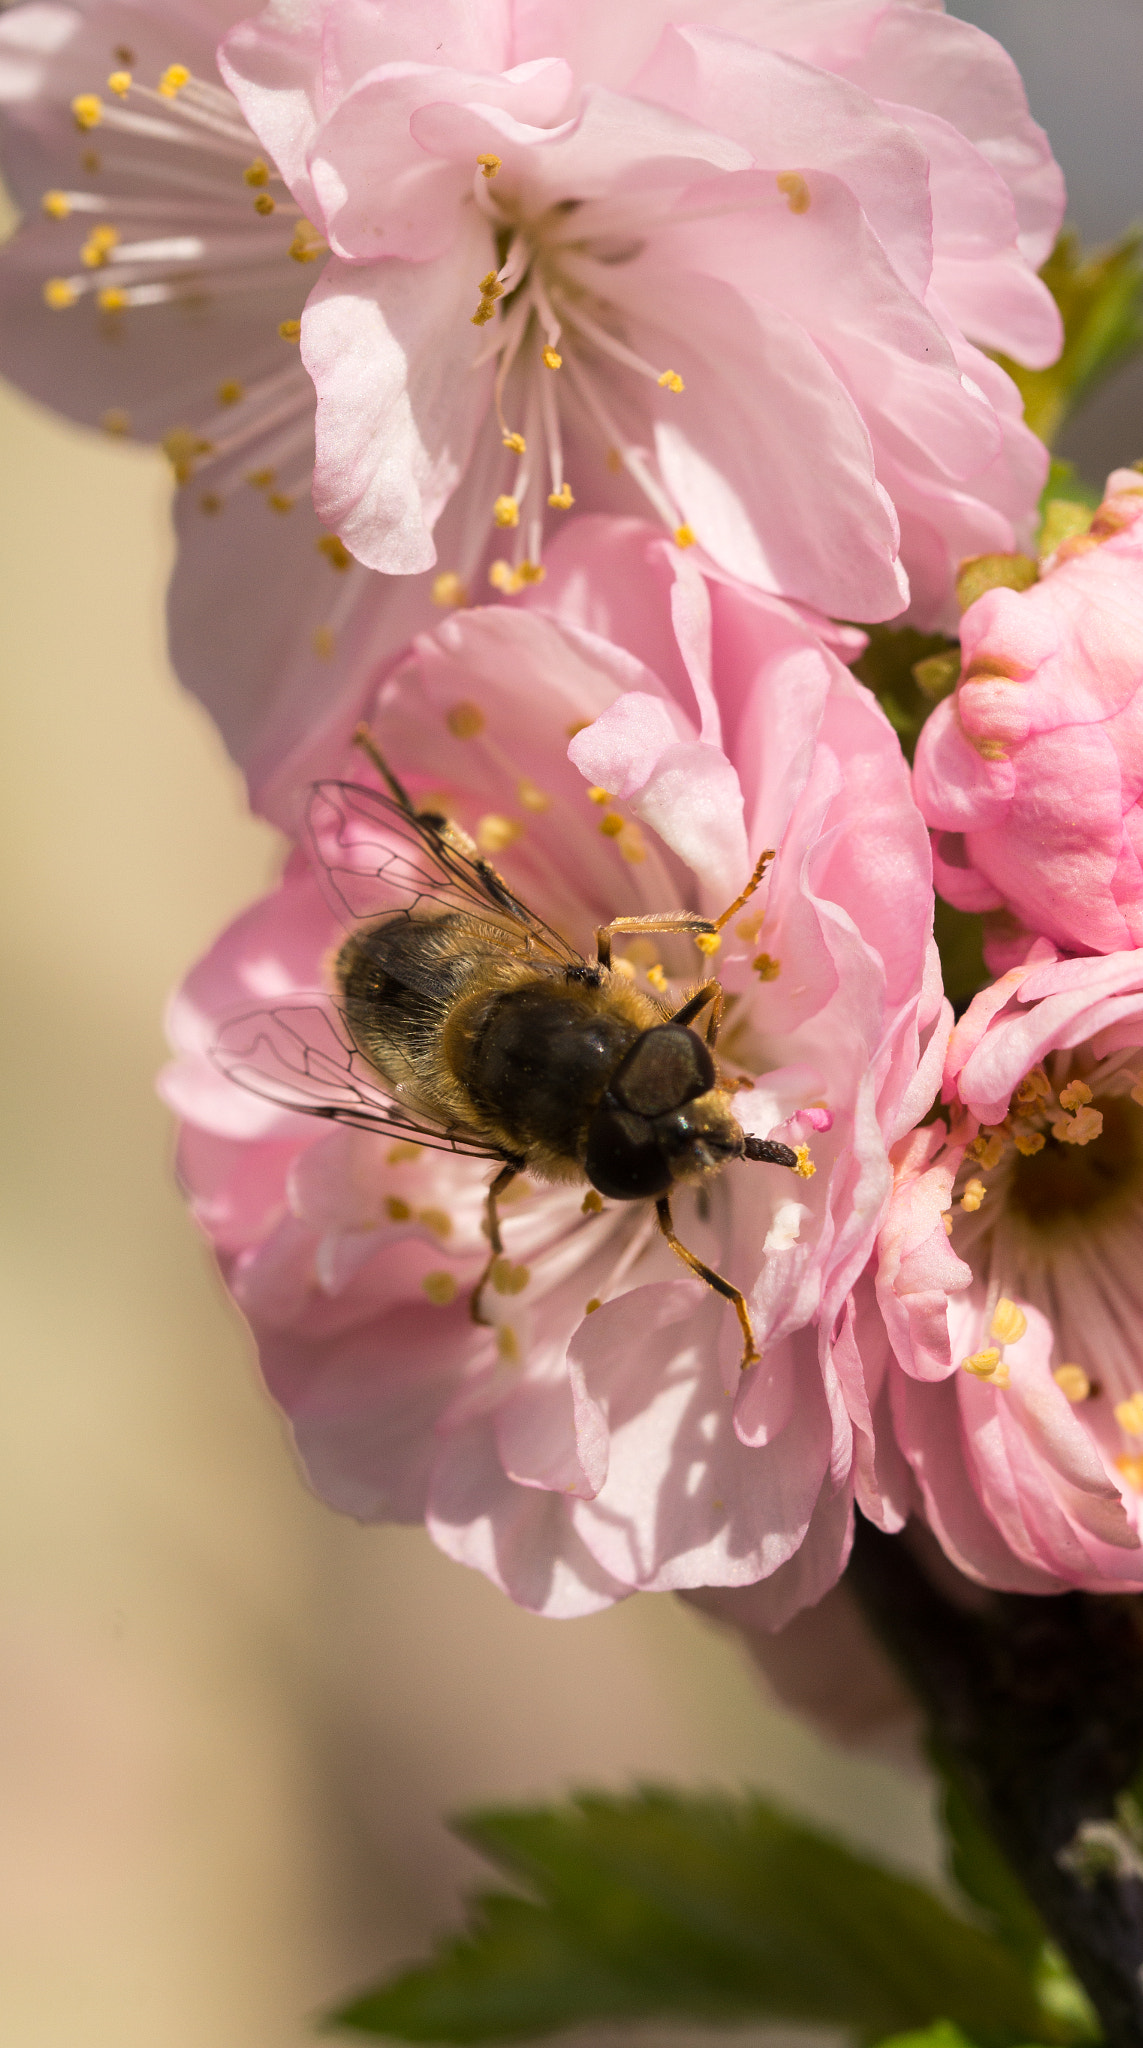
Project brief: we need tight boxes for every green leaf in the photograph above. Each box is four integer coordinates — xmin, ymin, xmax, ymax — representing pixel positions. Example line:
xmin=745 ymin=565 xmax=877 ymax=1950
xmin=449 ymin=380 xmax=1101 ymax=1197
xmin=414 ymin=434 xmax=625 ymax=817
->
xmin=934 ymin=900 xmax=988 ymax=1012
xmin=997 ymin=228 xmax=1143 ymax=447
xmin=871 ymin=2027 xmax=1052 ymax=2048
xmin=331 ymin=1788 xmax=1062 ymax=2045
xmin=852 ymin=623 xmax=960 ymax=765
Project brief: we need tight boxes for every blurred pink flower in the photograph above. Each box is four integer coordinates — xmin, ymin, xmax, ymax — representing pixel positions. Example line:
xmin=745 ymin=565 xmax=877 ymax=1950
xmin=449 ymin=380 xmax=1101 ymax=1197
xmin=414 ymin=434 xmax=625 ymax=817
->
xmin=162 ymin=519 xmax=940 ymax=1617
xmin=915 ymin=469 xmax=1143 ymax=962
xmin=220 ymin=0 xmax=1062 ymax=626
xmin=869 ymin=940 xmax=1143 ymax=1593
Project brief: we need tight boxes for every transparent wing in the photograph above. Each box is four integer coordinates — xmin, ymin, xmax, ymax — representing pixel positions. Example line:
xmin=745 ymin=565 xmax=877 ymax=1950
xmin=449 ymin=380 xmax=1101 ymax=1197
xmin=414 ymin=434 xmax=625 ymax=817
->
xmin=306 ymin=779 xmax=582 ymax=966
xmin=212 ymin=1001 xmax=506 ymax=1160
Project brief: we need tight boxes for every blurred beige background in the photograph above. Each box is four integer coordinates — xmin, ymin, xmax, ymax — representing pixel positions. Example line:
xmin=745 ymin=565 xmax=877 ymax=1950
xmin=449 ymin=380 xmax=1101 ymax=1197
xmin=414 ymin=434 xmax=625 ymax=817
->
xmin=0 ymin=380 xmax=942 ymax=2045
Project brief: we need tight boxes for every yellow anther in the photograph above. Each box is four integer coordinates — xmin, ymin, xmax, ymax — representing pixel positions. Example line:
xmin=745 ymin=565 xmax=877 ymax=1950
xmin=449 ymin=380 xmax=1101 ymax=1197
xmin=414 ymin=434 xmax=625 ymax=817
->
xmin=43 ymin=278 xmax=77 ymax=309
xmin=432 ymin=571 xmax=467 ymax=608
xmin=541 ymin=344 xmax=562 ymax=370
xmin=446 ymin=701 xmax=485 ymax=739
xmin=599 ymin=813 xmax=624 ymax=838
xmin=477 ymin=153 xmax=501 ymax=178
xmin=488 ymin=559 xmax=518 ymax=591
xmin=969 ymin=1131 xmax=1005 ymax=1169
xmin=1054 ymin=1364 xmax=1091 ymax=1403
xmin=753 ymin=953 xmax=781 ymax=981
xmin=312 ymin=622 xmax=335 ymax=657
xmin=422 ymin=1271 xmax=458 ymax=1306
xmin=1116 ymin=1394 xmax=1143 ymax=1437
xmin=278 ymin=318 xmax=302 ymax=341
xmin=253 ymin=192 xmax=276 ymax=215
xmin=41 ymin=190 xmax=71 ymax=219
xmin=587 ymin=786 xmax=611 ymax=805
xmin=100 ymin=408 xmax=130 ymax=436
xmin=1117 ymin=1454 xmax=1143 ymax=1492
xmin=962 ymin=1347 xmax=1005 ymax=1383
xmin=657 ymin=369 xmax=684 ymax=392
xmin=515 ymin=559 xmax=545 ymax=585
xmin=960 ymin=1177 xmax=987 ymax=1212
xmin=418 ymin=1207 xmax=453 ymax=1239
xmin=244 ymin=159 xmax=270 ymax=186
xmin=71 ymin=94 xmax=102 ymax=130
xmin=81 ymin=149 xmax=101 ymax=173
xmin=793 ymin=1145 xmax=815 ymax=1180
xmin=491 ymin=1258 xmax=530 ymax=1296
xmin=479 ymin=272 xmax=501 ymax=295
xmin=1013 ymin=1130 xmax=1046 ymax=1156
xmin=585 ymin=1297 xmax=602 ymax=1314
xmin=611 ymin=957 xmax=636 ymax=980
xmin=990 ymin=1298 xmax=1027 ymax=1345
xmin=161 ymin=426 xmax=213 ymax=482
xmin=1056 ymin=1104 xmax=1103 ymax=1146
xmin=674 ymin=524 xmax=696 ymax=547
xmin=158 ymin=64 xmax=190 ymax=97
xmin=502 ymin=430 xmax=526 ymax=453
xmin=317 ymin=532 xmax=353 ymax=571
xmin=289 ymin=220 xmax=326 ymax=262
xmin=943 ymin=1214 xmax=953 ymax=1236
xmin=493 ymin=494 xmax=520 ymax=528
xmin=267 ymin=490 xmax=295 ymax=513
xmin=646 ymin=963 xmax=669 ymax=993
xmin=216 ymin=379 xmax=244 ymax=406
xmin=471 ymin=295 xmax=499 ymax=327
xmin=517 ymin=777 xmax=550 ymax=812
xmin=96 ymin=285 xmax=127 ymax=310
xmin=582 ymin=1191 xmax=604 ymax=1215
xmin=387 ymin=1142 xmax=421 ymax=1165
xmin=497 ymin=1324 xmax=521 ymax=1363
xmin=976 ymin=739 xmax=1008 ymax=762
xmin=198 ymin=491 xmax=221 ymax=514
xmin=694 ymin=931 xmax=721 ymax=956
xmin=1059 ymin=1078 xmax=1093 ymax=1110
xmin=246 ymin=467 xmax=275 ymax=490
xmin=107 ymin=69 xmax=131 ymax=95
xmin=548 ymin=482 xmax=574 ymax=509
xmin=777 ymin=171 xmax=811 ymax=214
xmin=1015 ymin=1065 xmax=1051 ymax=1106
xmin=477 ymin=814 xmax=524 ymax=854
xmin=80 ymin=223 xmax=120 ymax=267
xmin=386 ymin=1197 xmax=412 ymax=1222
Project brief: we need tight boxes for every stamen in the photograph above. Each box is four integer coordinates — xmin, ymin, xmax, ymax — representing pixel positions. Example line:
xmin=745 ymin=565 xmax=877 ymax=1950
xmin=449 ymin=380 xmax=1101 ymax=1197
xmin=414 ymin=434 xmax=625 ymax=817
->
xmin=1116 ymin=1455 xmax=1143 ymax=1492
xmin=674 ymin=525 xmax=696 ymax=547
xmin=542 ymin=345 xmax=563 ymax=369
xmin=217 ymin=379 xmax=245 ymax=406
xmin=107 ymin=70 xmax=131 ymax=97
xmin=43 ymin=279 xmax=77 ymax=308
xmin=1115 ymin=1394 xmax=1143 ymax=1436
xmin=491 ymin=1258 xmax=530 ymax=1296
xmin=96 ymin=285 xmax=127 ymax=310
xmin=960 ymin=1177 xmax=987 ymax=1212
xmin=278 ymin=319 xmax=302 ymax=341
xmin=502 ymin=431 xmax=526 ymax=453
xmin=80 ymin=224 xmax=120 ymax=267
xmin=962 ymin=1347 xmax=1009 ymax=1387
xmin=694 ymin=932 xmax=721 ymax=956
xmin=658 ymin=370 xmax=685 ymax=392
xmin=253 ymin=193 xmax=276 ymax=215
xmin=243 ymin=159 xmax=270 ymax=187
xmin=316 ymin=533 xmax=353 ymax=570
xmin=432 ymin=571 xmax=467 ymax=607
xmin=477 ymin=815 xmax=524 ymax=853
xmin=646 ymin=964 xmax=668 ymax=993
xmin=517 ymin=778 xmax=549 ymax=812
xmin=446 ymin=702 xmax=485 ymax=739
xmin=585 ymin=1297 xmax=602 ymax=1312
xmin=386 ymin=1197 xmax=412 ymax=1221
xmin=990 ymin=1298 xmax=1027 ymax=1344
xmin=493 ymin=494 xmax=519 ymax=528
xmin=1054 ymin=1364 xmax=1091 ymax=1402
xmin=776 ymin=171 xmax=811 ymax=214
xmin=41 ymin=191 xmax=70 ymax=218
xmin=582 ymin=1192 xmax=604 ymax=1215
xmin=547 ymin=482 xmax=574 ymax=509
xmin=477 ymin=154 xmax=501 ymax=179
xmin=289 ymin=220 xmax=326 ymax=262
xmin=158 ymin=65 xmax=191 ymax=99
xmin=793 ymin=1145 xmax=815 ymax=1180
xmin=71 ymin=94 xmax=102 ymax=130
xmin=423 ymin=1272 xmax=458 ymax=1305
xmin=753 ymin=954 xmax=781 ymax=981
xmin=497 ymin=1326 xmax=520 ymax=1363
xmin=418 ymin=1208 xmax=453 ymax=1239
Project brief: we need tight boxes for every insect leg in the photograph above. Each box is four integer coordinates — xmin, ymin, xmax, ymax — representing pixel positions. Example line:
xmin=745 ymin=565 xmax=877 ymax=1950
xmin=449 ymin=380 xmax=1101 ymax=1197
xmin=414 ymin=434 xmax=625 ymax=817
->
xmin=655 ymin=1195 xmax=759 ymax=1370
xmin=669 ymin=980 xmax=724 ymax=1046
xmin=353 ymin=724 xmax=418 ymax=814
xmin=595 ymin=912 xmax=715 ymax=969
xmin=471 ymin=1161 xmax=521 ymax=1327
xmin=710 ymin=848 xmax=776 ymax=934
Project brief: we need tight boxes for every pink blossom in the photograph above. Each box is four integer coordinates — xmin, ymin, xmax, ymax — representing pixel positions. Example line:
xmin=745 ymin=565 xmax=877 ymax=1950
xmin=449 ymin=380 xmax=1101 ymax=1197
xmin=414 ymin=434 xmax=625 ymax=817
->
xmin=220 ymin=0 xmax=1062 ymax=627
xmin=915 ymin=470 xmax=1143 ymax=961
xmin=162 ymin=519 xmax=940 ymax=1616
xmin=871 ymin=941 xmax=1143 ymax=1593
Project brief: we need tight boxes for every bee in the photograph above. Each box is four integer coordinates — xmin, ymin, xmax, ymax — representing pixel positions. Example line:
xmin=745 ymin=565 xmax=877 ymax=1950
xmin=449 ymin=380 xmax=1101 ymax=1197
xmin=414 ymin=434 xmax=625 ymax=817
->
xmin=213 ymin=729 xmax=810 ymax=1369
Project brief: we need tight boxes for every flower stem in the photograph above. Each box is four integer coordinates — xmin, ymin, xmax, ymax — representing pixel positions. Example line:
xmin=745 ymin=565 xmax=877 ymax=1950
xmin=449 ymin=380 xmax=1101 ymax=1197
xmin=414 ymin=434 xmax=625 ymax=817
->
xmin=848 ymin=1515 xmax=1143 ymax=2047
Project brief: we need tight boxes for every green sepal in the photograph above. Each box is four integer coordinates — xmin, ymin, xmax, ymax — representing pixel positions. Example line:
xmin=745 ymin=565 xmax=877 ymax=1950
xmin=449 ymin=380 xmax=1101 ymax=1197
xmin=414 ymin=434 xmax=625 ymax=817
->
xmin=997 ymin=228 xmax=1143 ymax=448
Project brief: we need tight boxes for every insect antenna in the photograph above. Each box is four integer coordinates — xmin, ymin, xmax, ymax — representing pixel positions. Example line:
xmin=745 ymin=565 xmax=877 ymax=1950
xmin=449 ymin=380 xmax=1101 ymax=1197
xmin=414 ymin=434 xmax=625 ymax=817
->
xmin=744 ymin=1134 xmax=814 ymax=1176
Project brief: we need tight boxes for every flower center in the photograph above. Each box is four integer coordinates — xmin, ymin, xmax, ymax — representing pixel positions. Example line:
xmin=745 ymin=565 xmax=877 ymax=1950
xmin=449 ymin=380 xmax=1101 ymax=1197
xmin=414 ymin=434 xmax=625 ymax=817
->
xmin=1006 ymin=1092 xmax=1143 ymax=1231
xmin=435 ymin=161 xmax=691 ymax=603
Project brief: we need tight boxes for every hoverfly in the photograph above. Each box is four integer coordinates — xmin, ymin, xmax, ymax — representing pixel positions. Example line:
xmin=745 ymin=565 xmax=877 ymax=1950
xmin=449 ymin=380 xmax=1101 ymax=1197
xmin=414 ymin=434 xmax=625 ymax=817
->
xmin=213 ymin=729 xmax=809 ymax=1369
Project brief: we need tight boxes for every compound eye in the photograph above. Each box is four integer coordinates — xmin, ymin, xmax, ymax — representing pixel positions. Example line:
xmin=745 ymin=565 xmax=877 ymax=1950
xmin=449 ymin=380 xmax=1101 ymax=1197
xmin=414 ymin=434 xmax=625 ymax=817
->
xmin=610 ymin=1025 xmax=715 ymax=1119
xmin=584 ymin=1104 xmax=672 ymax=1201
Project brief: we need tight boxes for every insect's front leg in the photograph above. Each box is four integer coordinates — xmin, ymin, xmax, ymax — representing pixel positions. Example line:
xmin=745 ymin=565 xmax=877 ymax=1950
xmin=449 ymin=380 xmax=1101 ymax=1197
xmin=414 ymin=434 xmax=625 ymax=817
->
xmin=669 ymin=980 xmax=724 ymax=1046
xmin=471 ymin=1161 xmax=521 ymax=1327
xmin=595 ymin=912 xmax=714 ymax=970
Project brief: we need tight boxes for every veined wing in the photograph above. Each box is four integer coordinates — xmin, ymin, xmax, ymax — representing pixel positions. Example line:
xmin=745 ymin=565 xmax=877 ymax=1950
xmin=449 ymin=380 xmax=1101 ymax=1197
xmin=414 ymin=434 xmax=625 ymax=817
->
xmin=305 ymin=779 xmax=582 ymax=967
xmin=212 ymin=1001 xmax=505 ymax=1160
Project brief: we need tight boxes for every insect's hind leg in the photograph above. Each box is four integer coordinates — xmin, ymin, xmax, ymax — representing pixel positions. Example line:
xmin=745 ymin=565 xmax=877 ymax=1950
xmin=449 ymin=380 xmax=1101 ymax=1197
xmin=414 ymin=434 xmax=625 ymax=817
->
xmin=655 ymin=1194 xmax=759 ymax=1370
xmin=471 ymin=1162 xmax=521 ymax=1327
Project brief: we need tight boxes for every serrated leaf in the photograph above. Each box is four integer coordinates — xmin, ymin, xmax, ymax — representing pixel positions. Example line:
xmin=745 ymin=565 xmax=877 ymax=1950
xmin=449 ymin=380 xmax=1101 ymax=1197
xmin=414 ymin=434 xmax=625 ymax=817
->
xmin=332 ymin=1789 xmax=1061 ymax=2045
xmin=998 ymin=228 xmax=1143 ymax=447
